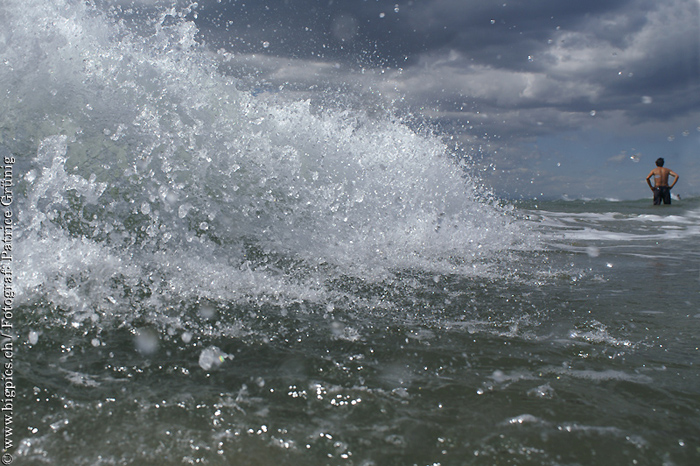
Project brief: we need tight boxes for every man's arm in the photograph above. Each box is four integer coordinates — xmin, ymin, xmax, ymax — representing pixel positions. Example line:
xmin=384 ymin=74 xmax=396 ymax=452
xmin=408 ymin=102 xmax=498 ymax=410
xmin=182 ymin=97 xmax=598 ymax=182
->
xmin=669 ymin=170 xmax=679 ymax=189
xmin=646 ymin=170 xmax=655 ymax=190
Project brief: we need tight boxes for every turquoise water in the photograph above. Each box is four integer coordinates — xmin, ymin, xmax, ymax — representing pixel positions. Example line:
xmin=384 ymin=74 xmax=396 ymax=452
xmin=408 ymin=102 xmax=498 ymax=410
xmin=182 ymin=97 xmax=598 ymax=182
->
xmin=3 ymin=1 xmax=700 ymax=464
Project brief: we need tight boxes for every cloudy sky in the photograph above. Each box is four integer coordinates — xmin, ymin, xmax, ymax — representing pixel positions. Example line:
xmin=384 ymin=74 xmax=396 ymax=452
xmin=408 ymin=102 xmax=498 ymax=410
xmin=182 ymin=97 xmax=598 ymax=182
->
xmin=122 ymin=0 xmax=699 ymax=199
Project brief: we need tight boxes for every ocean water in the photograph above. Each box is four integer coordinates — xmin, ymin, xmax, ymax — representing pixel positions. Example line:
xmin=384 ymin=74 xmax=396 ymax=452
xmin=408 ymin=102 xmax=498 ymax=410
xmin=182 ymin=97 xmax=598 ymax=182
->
xmin=3 ymin=1 xmax=700 ymax=465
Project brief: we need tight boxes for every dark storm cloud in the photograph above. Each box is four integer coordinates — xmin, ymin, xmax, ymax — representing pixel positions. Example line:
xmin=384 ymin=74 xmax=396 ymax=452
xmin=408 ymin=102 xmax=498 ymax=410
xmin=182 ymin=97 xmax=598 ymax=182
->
xmin=110 ymin=0 xmax=698 ymax=128
xmin=192 ymin=0 xmax=641 ymax=68
xmin=193 ymin=0 xmax=411 ymax=65
xmin=189 ymin=0 xmax=698 ymax=121
xmin=394 ymin=0 xmax=638 ymax=67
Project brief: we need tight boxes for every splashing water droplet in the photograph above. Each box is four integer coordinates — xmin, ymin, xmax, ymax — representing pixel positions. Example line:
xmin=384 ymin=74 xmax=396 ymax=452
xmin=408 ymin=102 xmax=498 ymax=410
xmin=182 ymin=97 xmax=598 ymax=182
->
xmin=178 ymin=204 xmax=192 ymax=219
xmin=198 ymin=346 xmax=231 ymax=371
xmin=135 ymin=329 xmax=159 ymax=355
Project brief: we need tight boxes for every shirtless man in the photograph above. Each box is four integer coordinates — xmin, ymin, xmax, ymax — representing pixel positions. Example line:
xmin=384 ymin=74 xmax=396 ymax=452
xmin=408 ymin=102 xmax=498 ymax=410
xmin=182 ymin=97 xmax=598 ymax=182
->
xmin=645 ymin=158 xmax=679 ymax=205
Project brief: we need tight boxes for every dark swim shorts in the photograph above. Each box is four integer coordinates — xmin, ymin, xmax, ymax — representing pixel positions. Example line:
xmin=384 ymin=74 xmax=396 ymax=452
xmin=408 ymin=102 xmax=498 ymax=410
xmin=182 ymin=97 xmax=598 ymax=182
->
xmin=653 ymin=186 xmax=671 ymax=205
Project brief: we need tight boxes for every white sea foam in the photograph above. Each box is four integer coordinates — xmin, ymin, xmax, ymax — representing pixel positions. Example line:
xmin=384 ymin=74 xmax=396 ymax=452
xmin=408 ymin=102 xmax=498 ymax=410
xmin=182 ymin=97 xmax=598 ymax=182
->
xmin=506 ymin=414 xmax=542 ymax=426
xmin=545 ymin=367 xmax=653 ymax=384
xmin=5 ymin=0 xmax=533 ymax=327
xmin=532 ymin=207 xmax=700 ymax=245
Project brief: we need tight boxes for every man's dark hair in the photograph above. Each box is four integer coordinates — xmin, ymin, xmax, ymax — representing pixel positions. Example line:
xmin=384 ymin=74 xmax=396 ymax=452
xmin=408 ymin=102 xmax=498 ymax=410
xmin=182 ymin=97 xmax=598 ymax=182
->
xmin=656 ymin=158 xmax=664 ymax=167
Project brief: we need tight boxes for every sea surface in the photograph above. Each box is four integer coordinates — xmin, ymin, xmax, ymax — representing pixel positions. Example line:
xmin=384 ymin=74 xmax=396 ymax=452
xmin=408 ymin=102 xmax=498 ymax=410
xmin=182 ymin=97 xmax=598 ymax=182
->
xmin=3 ymin=1 xmax=700 ymax=465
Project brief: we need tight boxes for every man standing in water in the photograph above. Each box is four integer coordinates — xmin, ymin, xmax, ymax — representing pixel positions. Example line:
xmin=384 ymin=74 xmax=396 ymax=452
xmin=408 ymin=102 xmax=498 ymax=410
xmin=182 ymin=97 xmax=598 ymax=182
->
xmin=646 ymin=158 xmax=679 ymax=205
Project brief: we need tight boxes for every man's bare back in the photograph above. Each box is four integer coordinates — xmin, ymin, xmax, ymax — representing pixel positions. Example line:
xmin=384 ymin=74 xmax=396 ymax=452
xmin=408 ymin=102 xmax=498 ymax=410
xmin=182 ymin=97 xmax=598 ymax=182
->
xmin=646 ymin=167 xmax=678 ymax=188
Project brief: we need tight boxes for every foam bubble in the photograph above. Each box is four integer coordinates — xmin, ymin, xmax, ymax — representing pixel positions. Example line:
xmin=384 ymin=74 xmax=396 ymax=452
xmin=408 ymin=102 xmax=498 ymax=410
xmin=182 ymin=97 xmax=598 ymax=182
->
xmin=28 ymin=330 xmax=40 ymax=345
xmin=198 ymin=346 xmax=231 ymax=371
xmin=135 ymin=329 xmax=160 ymax=355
